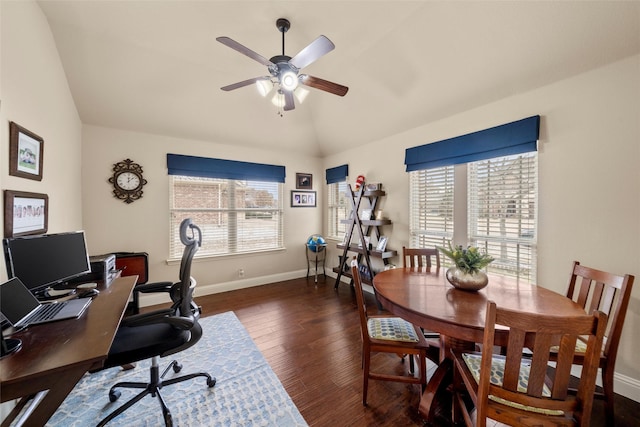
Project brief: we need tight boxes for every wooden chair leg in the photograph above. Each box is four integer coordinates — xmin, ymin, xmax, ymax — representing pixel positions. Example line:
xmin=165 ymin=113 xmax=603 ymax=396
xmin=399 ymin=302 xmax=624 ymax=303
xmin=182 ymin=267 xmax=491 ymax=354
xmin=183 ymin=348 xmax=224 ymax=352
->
xmin=603 ymin=365 xmax=615 ymax=425
xmin=363 ymin=352 xmax=371 ymax=406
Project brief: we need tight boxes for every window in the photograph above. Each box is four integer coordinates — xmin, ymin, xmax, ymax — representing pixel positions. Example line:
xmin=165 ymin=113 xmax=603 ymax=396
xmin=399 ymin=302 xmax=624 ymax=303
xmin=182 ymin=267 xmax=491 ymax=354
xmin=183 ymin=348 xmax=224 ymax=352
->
xmin=409 ymin=165 xmax=454 ymax=249
xmin=409 ymin=153 xmax=537 ymax=282
xmin=406 ymin=116 xmax=540 ymax=282
xmin=166 ymin=154 xmax=286 ymax=260
xmin=327 ymin=180 xmax=349 ymax=239
xmin=325 ymin=164 xmax=349 ymax=240
xmin=468 ymin=153 xmax=537 ymax=281
xmin=169 ymin=176 xmax=283 ymax=259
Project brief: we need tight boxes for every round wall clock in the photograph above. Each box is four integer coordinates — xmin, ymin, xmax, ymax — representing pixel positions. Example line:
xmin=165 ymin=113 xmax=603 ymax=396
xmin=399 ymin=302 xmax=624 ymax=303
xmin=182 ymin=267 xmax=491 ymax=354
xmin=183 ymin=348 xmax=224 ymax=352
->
xmin=108 ymin=159 xmax=148 ymax=204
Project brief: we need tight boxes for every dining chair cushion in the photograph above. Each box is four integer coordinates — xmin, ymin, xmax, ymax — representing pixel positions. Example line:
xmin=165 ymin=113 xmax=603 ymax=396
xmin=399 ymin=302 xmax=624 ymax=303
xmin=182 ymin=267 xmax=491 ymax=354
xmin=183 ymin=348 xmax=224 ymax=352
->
xmin=367 ymin=317 xmax=419 ymax=342
xmin=549 ymin=336 xmax=589 ymax=354
xmin=462 ymin=353 xmax=564 ymax=416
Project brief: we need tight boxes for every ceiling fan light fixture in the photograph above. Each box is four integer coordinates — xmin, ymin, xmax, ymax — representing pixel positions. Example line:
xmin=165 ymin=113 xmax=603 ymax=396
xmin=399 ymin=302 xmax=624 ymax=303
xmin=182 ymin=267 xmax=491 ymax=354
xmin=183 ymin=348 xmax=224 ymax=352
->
xmin=271 ymin=90 xmax=285 ymax=108
xmin=280 ymin=71 xmax=298 ymax=91
xmin=294 ymin=86 xmax=309 ymax=103
xmin=256 ymin=79 xmax=273 ymax=97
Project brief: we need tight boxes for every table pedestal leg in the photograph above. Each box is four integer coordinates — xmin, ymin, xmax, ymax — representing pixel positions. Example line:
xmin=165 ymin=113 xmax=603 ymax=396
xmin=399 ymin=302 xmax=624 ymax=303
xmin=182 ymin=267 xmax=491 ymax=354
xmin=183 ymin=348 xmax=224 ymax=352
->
xmin=419 ymin=336 xmax=475 ymax=425
xmin=419 ymin=358 xmax=453 ymax=424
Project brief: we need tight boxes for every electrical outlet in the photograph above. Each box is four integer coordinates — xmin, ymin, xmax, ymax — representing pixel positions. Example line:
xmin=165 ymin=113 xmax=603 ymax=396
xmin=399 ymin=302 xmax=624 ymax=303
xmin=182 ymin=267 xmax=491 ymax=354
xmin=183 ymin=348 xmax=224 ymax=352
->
xmin=238 ymin=269 xmax=245 ymax=278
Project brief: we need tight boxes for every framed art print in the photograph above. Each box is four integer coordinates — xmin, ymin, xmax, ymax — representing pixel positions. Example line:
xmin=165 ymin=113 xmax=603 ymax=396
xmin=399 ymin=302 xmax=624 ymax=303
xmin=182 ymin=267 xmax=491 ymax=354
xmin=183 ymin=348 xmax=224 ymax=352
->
xmin=296 ymin=173 xmax=312 ymax=190
xmin=4 ymin=190 xmax=49 ymax=237
xmin=291 ymin=190 xmax=316 ymax=207
xmin=9 ymin=122 xmax=44 ymax=181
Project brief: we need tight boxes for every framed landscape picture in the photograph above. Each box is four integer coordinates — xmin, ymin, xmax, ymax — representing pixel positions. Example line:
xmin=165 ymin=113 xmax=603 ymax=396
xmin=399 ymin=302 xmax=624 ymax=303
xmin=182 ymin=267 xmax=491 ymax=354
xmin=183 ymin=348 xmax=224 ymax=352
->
xmin=9 ymin=122 xmax=44 ymax=181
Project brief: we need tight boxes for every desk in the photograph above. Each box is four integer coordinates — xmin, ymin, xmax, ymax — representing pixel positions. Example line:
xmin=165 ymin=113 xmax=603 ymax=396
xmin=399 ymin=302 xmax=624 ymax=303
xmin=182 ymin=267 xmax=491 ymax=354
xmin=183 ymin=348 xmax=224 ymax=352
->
xmin=1 ymin=275 xmax=137 ymax=427
xmin=373 ymin=267 xmax=585 ymax=425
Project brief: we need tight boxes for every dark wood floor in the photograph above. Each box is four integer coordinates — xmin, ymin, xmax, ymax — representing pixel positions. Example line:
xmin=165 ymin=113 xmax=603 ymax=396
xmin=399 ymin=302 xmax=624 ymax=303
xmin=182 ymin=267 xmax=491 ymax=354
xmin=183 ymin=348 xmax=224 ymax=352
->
xmin=183 ymin=276 xmax=638 ymax=427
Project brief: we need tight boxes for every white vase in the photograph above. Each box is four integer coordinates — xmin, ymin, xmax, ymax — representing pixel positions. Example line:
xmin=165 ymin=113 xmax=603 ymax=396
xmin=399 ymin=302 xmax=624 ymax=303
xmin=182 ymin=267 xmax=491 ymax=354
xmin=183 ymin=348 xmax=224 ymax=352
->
xmin=446 ymin=267 xmax=488 ymax=291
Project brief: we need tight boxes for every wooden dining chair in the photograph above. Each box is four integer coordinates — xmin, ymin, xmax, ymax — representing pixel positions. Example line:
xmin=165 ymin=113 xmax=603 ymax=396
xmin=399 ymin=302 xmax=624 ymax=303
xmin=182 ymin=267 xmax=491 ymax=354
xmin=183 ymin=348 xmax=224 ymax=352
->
xmin=350 ymin=258 xmax=429 ymax=406
xmin=452 ymin=301 xmax=607 ymax=427
xmin=402 ymin=246 xmax=441 ymax=269
xmin=402 ymin=246 xmax=442 ymax=363
xmin=560 ymin=261 xmax=635 ymax=425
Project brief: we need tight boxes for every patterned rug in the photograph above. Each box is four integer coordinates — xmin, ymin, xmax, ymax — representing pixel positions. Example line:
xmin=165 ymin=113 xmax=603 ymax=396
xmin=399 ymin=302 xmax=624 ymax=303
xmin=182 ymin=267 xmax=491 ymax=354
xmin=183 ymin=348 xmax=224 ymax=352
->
xmin=45 ymin=311 xmax=307 ymax=426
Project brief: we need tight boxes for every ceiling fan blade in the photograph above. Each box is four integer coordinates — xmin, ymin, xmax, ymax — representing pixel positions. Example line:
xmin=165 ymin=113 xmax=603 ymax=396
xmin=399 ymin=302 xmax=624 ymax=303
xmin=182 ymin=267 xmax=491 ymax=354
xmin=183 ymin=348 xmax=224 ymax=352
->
xmin=221 ymin=76 xmax=270 ymax=91
xmin=289 ymin=35 xmax=335 ymax=70
xmin=216 ymin=36 xmax=273 ymax=67
xmin=299 ymin=75 xmax=349 ymax=97
xmin=283 ymin=91 xmax=295 ymax=111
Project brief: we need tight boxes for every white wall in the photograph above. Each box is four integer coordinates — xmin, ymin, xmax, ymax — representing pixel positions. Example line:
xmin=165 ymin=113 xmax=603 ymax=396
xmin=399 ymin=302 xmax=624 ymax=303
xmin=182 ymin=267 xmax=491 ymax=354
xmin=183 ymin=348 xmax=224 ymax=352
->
xmin=323 ymin=54 xmax=640 ymax=400
xmin=0 ymin=1 xmax=83 ymax=282
xmin=81 ymin=125 xmax=324 ymax=296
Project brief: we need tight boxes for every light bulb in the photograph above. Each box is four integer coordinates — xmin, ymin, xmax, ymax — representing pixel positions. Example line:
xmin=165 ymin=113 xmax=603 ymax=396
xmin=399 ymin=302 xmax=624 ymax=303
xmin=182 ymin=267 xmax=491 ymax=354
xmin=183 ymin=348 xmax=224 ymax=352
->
xmin=280 ymin=71 xmax=298 ymax=91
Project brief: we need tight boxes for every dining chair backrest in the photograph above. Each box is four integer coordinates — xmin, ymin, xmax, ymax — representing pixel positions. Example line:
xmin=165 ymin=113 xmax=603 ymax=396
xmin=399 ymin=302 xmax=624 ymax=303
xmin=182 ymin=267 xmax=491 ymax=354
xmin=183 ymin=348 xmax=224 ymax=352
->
xmin=453 ymin=301 xmax=607 ymax=427
xmin=351 ymin=258 xmax=370 ymax=344
xmin=564 ymin=261 xmax=634 ymax=424
xmin=565 ymin=261 xmax=633 ymax=364
xmin=402 ymin=247 xmax=440 ymax=269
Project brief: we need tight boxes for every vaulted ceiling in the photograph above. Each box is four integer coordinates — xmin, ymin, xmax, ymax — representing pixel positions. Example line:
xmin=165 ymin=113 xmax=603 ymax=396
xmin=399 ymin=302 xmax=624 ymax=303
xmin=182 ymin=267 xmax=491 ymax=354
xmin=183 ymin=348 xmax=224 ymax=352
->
xmin=38 ymin=1 xmax=640 ymax=157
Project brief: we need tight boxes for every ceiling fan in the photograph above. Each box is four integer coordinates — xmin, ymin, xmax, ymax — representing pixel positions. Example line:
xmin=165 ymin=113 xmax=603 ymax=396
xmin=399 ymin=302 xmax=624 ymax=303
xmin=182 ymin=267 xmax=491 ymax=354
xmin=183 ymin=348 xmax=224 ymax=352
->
xmin=217 ymin=18 xmax=349 ymax=113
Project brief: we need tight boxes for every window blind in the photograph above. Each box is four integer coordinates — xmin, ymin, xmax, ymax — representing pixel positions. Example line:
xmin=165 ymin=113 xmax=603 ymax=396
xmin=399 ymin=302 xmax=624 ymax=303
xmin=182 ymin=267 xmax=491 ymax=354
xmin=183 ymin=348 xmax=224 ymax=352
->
xmin=327 ymin=180 xmax=349 ymax=239
xmin=468 ymin=153 xmax=537 ymax=282
xmin=409 ymin=166 xmax=455 ymax=250
xmin=169 ymin=175 xmax=284 ymax=259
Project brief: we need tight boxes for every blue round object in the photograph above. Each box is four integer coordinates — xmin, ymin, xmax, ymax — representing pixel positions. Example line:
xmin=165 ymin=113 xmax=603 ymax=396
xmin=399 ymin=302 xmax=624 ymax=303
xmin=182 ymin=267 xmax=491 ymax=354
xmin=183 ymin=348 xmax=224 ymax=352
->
xmin=307 ymin=235 xmax=326 ymax=252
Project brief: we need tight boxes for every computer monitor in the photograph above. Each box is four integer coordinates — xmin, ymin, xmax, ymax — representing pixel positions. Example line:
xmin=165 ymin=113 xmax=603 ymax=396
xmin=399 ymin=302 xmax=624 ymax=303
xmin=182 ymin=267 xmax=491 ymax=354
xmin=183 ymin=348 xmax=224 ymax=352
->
xmin=3 ymin=231 xmax=91 ymax=295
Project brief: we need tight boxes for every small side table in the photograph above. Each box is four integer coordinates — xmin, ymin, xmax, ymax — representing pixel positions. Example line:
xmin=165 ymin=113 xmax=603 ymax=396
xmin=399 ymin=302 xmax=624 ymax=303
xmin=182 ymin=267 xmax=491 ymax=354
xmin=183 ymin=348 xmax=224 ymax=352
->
xmin=305 ymin=243 xmax=327 ymax=283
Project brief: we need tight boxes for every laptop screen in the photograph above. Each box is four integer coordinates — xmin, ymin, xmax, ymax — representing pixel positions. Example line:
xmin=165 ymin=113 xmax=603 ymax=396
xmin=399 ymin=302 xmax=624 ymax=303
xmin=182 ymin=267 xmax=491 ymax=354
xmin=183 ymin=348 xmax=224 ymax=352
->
xmin=0 ymin=277 xmax=41 ymax=325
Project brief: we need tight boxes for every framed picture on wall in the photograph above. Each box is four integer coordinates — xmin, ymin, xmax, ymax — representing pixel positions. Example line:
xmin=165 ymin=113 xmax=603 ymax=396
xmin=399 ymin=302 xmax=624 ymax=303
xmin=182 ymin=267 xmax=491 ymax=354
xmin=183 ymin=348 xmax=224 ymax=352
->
xmin=296 ymin=173 xmax=313 ymax=190
xmin=4 ymin=190 xmax=49 ymax=237
xmin=291 ymin=190 xmax=316 ymax=207
xmin=9 ymin=122 xmax=44 ymax=181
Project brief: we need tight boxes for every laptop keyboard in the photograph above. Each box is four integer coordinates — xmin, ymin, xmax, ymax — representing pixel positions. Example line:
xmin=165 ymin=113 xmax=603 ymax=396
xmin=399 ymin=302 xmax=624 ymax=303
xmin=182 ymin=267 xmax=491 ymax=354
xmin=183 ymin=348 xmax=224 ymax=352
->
xmin=27 ymin=302 xmax=66 ymax=323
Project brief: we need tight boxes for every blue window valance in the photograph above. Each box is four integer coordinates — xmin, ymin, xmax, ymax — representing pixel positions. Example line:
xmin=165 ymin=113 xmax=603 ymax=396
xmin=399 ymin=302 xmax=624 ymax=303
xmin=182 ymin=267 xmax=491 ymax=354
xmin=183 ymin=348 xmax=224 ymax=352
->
xmin=325 ymin=164 xmax=349 ymax=184
xmin=404 ymin=115 xmax=540 ymax=172
xmin=167 ymin=154 xmax=286 ymax=183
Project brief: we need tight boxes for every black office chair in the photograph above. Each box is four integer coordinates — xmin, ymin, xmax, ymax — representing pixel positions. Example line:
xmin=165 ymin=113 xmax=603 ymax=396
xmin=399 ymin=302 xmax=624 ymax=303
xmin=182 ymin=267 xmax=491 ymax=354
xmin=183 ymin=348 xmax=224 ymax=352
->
xmin=95 ymin=219 xmax=216 ymax=427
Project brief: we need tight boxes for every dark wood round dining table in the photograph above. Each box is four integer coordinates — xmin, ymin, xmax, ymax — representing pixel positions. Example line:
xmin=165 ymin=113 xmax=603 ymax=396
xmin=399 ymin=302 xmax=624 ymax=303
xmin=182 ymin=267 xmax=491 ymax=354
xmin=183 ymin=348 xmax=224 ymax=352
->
xmin=373 ymin=267 xmax=585 ymax=425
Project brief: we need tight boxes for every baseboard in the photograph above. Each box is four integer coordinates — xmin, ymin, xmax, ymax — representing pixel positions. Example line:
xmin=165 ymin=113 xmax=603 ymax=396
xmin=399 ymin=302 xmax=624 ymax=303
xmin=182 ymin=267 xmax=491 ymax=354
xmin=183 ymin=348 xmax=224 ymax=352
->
xmin=612 ymin=371 xmax=640 ymax=403
xmin=139 ymin=269 xmax=312 ymax=307
xmin=139 ymin=270 xmax=640 ymax=404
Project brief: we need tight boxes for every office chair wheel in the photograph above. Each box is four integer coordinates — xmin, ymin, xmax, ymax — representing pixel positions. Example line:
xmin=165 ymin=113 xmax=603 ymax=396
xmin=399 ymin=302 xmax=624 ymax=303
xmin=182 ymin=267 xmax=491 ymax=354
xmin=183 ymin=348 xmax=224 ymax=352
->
xmin=109 ymin=389 xmax=121 ymax=403
xmin=207 ymin=377 xmax=217 ymax=387
xmin=164 ymin=412 xmax=173 ymax=427
xmin=172 ymin=362 xmax=182 ymax=373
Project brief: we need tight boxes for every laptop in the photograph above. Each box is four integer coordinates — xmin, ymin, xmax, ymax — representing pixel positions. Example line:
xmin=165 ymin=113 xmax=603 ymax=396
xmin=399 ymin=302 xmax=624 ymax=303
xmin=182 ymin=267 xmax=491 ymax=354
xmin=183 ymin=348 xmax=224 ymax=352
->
xmin=0 ymin=277 xmax=92 ymax=328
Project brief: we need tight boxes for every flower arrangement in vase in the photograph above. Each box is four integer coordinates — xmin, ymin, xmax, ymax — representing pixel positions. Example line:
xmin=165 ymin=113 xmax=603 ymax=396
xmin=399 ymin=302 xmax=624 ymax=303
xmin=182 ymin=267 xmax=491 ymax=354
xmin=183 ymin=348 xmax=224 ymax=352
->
xmin=437 ymin=241 xmax=494 ymax=291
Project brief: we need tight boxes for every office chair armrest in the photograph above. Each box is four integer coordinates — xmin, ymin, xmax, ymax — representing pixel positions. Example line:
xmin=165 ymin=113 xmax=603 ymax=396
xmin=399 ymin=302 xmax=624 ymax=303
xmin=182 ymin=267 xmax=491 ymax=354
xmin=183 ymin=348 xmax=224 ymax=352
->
xmin=134 ymin=281 xmax=173 ymax=294
xmin=164 ymin=315 xmax=196 ymax=330
xmin=120 ymin=308 xmax=174 ymax=327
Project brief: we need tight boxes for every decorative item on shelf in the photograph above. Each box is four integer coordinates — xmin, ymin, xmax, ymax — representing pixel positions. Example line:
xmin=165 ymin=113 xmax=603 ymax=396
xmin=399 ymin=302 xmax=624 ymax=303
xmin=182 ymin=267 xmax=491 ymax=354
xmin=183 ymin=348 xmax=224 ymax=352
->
xmin=355 ymin=175 xmax=365 ymax=190
xmin=376 ymin=236 xmax=388 ymax=252
xmin=437 ymin=241 xmax=494 ymax=291
xmin=365 ymin=183 xmax=381 ymax=191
